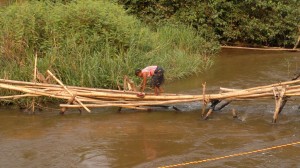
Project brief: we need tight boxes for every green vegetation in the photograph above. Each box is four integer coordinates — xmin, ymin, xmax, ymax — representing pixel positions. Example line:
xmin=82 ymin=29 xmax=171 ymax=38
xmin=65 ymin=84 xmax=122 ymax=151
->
xmin=0 ymin=0 xmax=218 ymax=89
xmin=1 ymin=0 xmax=299 ymax=92
xmin=117 ymin=0 xmax=300 ymax=47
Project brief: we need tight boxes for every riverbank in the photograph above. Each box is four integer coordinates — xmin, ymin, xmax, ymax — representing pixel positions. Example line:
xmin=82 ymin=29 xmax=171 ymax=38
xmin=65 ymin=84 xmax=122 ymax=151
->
xmin=0 ymin=0 xmax=219 ymax=92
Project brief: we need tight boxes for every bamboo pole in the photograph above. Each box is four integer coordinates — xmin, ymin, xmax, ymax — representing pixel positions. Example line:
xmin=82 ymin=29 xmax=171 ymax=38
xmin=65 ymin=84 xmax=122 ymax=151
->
xmin=214 ymin=100 xmax=232 ymax=111
xmin=221 ymin=87 xmax=300 ymax=99
xmin=122 ymin=106 xmax=151 ymax=111
xmin=2 ymin=80 xmax=300 ymax=102
xmin=212 ymin=84 xmax=300 ymax=100
xmin=2 ymin=82 xmax=300 ymax=102
xmin=25 ymin=84 xmax=268 ymax=100
xmin=272 ymin=86 xmax=286 ymax=123
xmin=219 ymin=79 xmax=300 ymax=92
xmin=0 ymin=78 xmax=182 ymax=97
xmin=232 ymin=109 xmax=238 ymax=118
xmin=243 ymin=79 xmax=300 ymax=91
xmin=293 ymin=34 xmax=300 ymax=50
xmin=202 ymin=82 xmax=207 ymax=117
xmin=31 ymin=52 xmax=38 ymax=113
xmin=9 ymin=78 xmax=300 ymax=101
xmin=221 ymin=45 xmax=300 ymax=52
xmin=60 ymin=98 xmax=200 ymax=108
xmin=33 ymin=84 xmax=300 ymax=100
xmin=5 ymin=77 xmax=300 ymax=98
xmin=2 ymin=75 xmax=300 ymax=119
xmin=0 ymin=94 xmax=39 ymax=99
xmin=60 ymin=95 xmax=76 ymax=114
xmin=33 ymin=53 xmax=38 ymax=83
xmin=0 ymin=79 xmax=139 ymax=94
xmin=59 ymin=91 xmax=201 ymax=100
xmin=203 ymin=109 xmax=213 ymax=120
xmin=46 ymin=70 xmax=91 ymax=113
xmin=0 ymin=83 xmax=197 ymax=109
xmin=220 ymin=84 xmax=300 ymax=93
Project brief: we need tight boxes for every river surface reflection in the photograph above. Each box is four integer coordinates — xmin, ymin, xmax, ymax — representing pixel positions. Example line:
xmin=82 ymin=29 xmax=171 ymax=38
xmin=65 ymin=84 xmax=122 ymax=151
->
xmin=0 ymin=49 xmax=300 ymax=168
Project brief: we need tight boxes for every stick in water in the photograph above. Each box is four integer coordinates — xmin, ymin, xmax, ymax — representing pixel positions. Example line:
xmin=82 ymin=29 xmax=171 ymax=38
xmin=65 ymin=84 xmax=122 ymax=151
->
xmin=46 ymin=70 xmax=91 ymax=113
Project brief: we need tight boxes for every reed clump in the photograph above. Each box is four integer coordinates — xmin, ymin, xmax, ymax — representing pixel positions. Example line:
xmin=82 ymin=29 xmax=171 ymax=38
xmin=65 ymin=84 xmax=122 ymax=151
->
xmin=0 ymin=0 xmax=219 ymax=90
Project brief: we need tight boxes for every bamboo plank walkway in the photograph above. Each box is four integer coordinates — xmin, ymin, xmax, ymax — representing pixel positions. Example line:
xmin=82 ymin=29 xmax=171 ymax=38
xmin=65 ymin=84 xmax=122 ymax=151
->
xmin=0 ymin=70 xmax=300 ymax=123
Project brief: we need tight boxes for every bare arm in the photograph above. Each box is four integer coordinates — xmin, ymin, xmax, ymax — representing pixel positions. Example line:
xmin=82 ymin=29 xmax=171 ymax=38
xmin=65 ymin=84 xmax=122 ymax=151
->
xmin=140 ymin=73 xmax=147 ymax=92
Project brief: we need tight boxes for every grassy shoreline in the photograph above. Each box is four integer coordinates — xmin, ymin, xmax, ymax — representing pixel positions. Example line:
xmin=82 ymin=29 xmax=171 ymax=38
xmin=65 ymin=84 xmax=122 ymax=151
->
xmin=0 ymin=0 xmax=219 ymax=92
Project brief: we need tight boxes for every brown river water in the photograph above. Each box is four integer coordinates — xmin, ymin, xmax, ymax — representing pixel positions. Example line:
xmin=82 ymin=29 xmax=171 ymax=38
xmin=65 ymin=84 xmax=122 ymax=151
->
xmin=0 ymin=49 xmax=300 ymax=168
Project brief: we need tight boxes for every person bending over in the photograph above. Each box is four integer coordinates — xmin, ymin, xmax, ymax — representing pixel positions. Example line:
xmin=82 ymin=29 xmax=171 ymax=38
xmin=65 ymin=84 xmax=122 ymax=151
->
xmin=135 ymin=65 xmax=164 ymax=96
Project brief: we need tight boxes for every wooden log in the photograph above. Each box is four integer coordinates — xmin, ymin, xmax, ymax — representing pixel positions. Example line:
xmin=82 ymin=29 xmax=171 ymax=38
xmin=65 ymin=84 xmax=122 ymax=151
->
xmin=210 ymin=88 xmax=274 ymax=100
xmin=31 ymin=52 xmax=38 ymax=113
xmin=2 ymin=79 xmax=132 ymax=94
xmin=244 ymin=79 xmax=300 ymax=91
xmin=61 ymin=86 xmax=286 ymax=100
xmin=61 ymin=91 xmax=201 ymax=101
xmin=214 ymin=84 xmax=300 ymax=100
xmin=123 ymin=75 xmax=137 ymax=91
xmin=3 ymin=76 xmax=300 ymax=116
xmin=293 ymin=35 xmax=300 ymax=50
xmin=3 ymin=80 xmax=300 ymax=103
xmin=46 ymin=70 xmax=91 ymax=113
xmin=274 ymin=74 xmax=298 ymax=115
xmin=202 ymin=82 xmax=207 ymax=117
xmin=272 ymin=87 xmax=280 ymax=123
xmin=272 ymin=86 xmax=286 ymax=123
xmin=278 ymin=98 xmax=288 ymax=114
xmin=0 ymin=79 xmax=140 ymax=94
xmin=142 ymin=105 xmax=181 ymax=111
xmin=60 ymin=95 xmax=76 ymax=114
xmin=33 ymin=53 xmax=38 ymax=83
xmin=232 ymin=109 xmax=238 ymax=118
xmin=221 ymin=45 xmax=300 ymax=52
xmin=221 ymin=84 xmax=300 ymax=93
xmin=231 ymin=93 xmax=273 ymax=99
xmin=220 ymin=79 xmax=300 ymax=93
xmin=219 ymin=86 xmax=300 ymax=100
xmin=123 ymin=106 xmax=151 ymax=111
xmin=0 ymin=83 xmax=77 ymax=101
xmin=0 ymin=94 xmax=39 ymax=99
xmin=47 ymin=84 xmax=295 ymax=101
xmin=60 ymin=98 xmax=200 ymax=108
xmin=214 ymin=100 xmax=232 ymax=111
xmin=6 ymin=78 xmax=300 ymax=102
xmin=0 ymin=78 xmax=183 ymax=97
xmin=118 ymin=106 xmax=152 ymax=112
xmin=209 ymin=99 xmax=221 ymax=111
xmin=5 ymin=77 xmax=300 ymax=96
xmin=203 ymin=109 xmax=213 ymax=120
xmin=123 ymin=76 xmax=128 ymax=91
xmin=2 ymin=81 xmax=300 ymax=103
xmin=31 ymin=84 xmax=274 ymax=100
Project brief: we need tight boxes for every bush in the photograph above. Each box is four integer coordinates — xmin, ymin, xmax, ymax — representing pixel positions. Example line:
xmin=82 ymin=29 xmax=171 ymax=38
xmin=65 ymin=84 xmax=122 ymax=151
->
xmin=117 ymin=0 xmax=300 ymax=47
xmin=0 ymin=0 xmax=218 ymax=89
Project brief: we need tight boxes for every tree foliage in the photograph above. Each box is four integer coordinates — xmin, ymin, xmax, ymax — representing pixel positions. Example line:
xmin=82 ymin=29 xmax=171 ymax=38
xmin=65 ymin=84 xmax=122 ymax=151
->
xmin=117 ymin=0 xmax=300 ymax=47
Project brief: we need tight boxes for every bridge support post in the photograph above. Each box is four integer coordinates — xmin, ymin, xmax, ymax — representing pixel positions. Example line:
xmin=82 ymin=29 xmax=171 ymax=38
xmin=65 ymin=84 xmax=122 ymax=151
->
xmin=272 ymin=86 xmax=286 ymax=123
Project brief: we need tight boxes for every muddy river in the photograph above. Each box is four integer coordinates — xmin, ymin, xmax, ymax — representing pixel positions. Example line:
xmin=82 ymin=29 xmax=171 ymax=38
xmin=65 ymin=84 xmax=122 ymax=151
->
xmin=0 ymin=49 xmax=300 ymax=168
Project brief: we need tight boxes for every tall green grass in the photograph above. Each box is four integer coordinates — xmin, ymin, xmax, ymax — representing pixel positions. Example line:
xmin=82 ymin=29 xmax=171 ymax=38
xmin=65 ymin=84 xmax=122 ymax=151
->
xmin=0 ymin=0 xmax=219 ymax=90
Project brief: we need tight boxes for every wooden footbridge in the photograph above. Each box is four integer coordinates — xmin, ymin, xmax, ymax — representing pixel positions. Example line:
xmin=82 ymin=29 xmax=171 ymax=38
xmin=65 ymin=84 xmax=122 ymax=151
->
xmin=0 ymin=70 xmax=299 ymax=123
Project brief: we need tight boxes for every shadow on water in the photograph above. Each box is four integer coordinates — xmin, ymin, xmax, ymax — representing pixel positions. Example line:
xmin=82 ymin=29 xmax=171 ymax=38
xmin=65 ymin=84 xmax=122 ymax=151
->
xmin=0 ymin=49 xmax=300 ymax=168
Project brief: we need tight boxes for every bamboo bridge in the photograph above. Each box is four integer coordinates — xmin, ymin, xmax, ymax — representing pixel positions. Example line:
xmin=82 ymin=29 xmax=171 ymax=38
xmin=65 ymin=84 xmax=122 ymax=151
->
xmin=0 ymin=70 xmax=299 ymax=123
